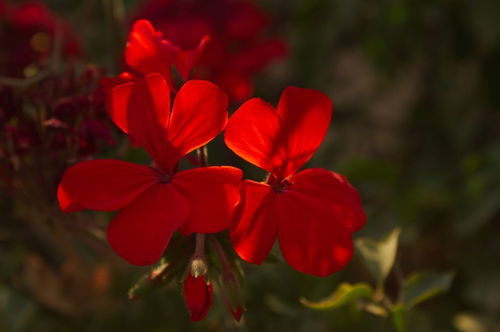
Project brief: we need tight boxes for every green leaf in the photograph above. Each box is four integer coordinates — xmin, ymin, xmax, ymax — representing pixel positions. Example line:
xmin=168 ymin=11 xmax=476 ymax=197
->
xmin=355 ymin=228 xmax=401 ymax=287
xmin=403 ymin=271 xmax=454 ymax=308
xmin=391 ymin=304 xmax=406 ymax=332
xmin=300 ymin=283 xmax=372 ymax=310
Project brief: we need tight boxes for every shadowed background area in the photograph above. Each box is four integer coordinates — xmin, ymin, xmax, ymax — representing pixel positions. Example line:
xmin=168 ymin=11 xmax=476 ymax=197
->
xmin=1 ymin=0 xmax=499 ymax=331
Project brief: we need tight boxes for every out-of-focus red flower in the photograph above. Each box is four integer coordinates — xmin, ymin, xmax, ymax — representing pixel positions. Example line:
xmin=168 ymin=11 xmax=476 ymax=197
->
xmin=0 ymin=0 xmax=80 ymax=77
xmin=0 ymin=65 xmax=114 ymax=167
xmin=183 ymin=273 xmax=213 ymax=322
xmin=224 ymin=87 xmax=366 ymax=277
xmin=100 ymin=20 xmax=208 ymax=93
xmin=130 ymin=0 xmax=287 ymax=102
xmin=58 ymin=74 xmax=242 ymax=265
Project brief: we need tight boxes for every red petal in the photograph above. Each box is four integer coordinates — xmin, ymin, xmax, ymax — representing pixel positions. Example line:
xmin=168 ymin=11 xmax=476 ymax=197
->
xmin=106 ymin=74 xmax=173 ymax=171
xmin=172 ymin=166 xmax=242 ymax=235
xmin=224 ymin=87 xmax=332 ymax=178
xmin=230 ymin=180 xmax=278 ymax=265
xmin=224 ymin=98 xmax=285 ymax=174
xmin=166 ymin=80 xmax=228 ymax=163
xmin=277 ymin=87 xmax=333 ymax=177
xmin=277 ymin=168 xmax=362 ymax=276
xmin=107 ymin=183 xmax=188 ymax=266
xmin=125 ymin=19 xmax=175 ymax=84
xmin=174 ymin=35 xmax=210 ymax=80
xmin=292 ymin=168 xmax=366 ymax=232
xmin=183 ymin=274 xmax=213 ymax=322
xmin=57 ymin=159 xmax=157 ymax=212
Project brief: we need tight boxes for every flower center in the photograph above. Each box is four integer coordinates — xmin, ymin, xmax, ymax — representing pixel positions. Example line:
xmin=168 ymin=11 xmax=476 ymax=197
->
xmin=266 ymin=174 xmax=293 ymax=193
xmin=153 ymin=167 xmax=171 ymax=183
xmin=273 ymin=179 xmax=292 ymax=193
xmin=159 ymin=173 xmax=171 ymax=183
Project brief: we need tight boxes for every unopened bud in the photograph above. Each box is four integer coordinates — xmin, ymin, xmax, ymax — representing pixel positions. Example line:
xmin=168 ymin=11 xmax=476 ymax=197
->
xmin=183 ymin=273 xmax=213 ymax=322
xmin=221 ymin=271 xmax=245 ymax=322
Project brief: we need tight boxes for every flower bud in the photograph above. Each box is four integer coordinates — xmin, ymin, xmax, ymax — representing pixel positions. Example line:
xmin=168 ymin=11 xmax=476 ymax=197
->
xmin=221 ymin=271 xmax=245 ymax=322
xmin=183 ymin=273 xmax=213 ymax=322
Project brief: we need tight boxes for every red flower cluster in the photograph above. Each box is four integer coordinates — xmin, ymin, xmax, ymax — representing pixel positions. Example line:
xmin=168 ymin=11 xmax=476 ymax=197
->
xmin=0 ymin=0 xmax=80 ymax=77
xmin=129 ymin=0 xmax=287 ymax=101
xmin=58 ymin=16 xmax=364 ymax=322
xmin=0 ymin=65 xmax=114 ymax=175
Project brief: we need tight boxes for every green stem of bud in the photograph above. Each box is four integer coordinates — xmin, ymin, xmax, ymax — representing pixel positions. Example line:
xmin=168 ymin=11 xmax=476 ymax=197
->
xmin=189 ymin=234 xmax=208 ymax=278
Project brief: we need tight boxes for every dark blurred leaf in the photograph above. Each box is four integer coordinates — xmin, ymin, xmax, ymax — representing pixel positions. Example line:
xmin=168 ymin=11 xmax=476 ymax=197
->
xmin=403 ymin=271 xmax=454 ymax=308
xmin=300 ymin=282 xmax=372 ymax=310
xmin=102 ymin=0 xmax=126 ymax=74
xmin=128 ymin=255 xmax=188 ymax=300
xmin=128 ymin=260 xmax=170 ymax=300
xmin=0 ymin=286 xmax=36 ymax=332
xmin=356 ymin=228 xmax=401 ymax=287
xmin=265 ymin=294 xmax=299 ymax=316
xmin=339 ymin=159 xmax=399 ymax=185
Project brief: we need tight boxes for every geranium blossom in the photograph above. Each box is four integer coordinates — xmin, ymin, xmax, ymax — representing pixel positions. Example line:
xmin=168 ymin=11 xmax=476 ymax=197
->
xmin=225 ymin=87 xmax=366 ymax=276
xmin=100 ymin=19 xmax=207 ymax=93
xmin=58 ymin=74 xmax=242 ymax=265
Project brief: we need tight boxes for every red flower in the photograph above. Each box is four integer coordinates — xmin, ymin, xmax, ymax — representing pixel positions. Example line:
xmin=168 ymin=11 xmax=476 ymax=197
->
xmin=224 ymin=87 xmax=366 ymax=276
xmin=58 ymin=74 xmax=242 ymax=265
xmin=183 ymin=274 xmax=213 ymax=322
xmin=100 ymin=20 xmax=208 ymax=93
xmin=130 ymin=0 xmax=287 ymax=101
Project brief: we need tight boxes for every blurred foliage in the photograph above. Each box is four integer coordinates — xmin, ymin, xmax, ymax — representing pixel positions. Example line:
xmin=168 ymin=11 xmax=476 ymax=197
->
xmin=1 ymin=0 xmax=500 ymax=331
xmin=302 ymin=228 xmax=454 ymax=331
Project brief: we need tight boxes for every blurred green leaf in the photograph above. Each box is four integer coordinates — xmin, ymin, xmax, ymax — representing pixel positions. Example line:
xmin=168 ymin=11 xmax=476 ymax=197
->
xmin=391 ymin=304 xmax=406 ymax=332
xmin=356 ymin=228 xmax=401 ymax=287
xmin=128 ymin=254 xmax=188 ymax=300
xmin=265 ymin=294 xmax=299 ymax=316
xmin=403 ymin=271 xmax=454 ymax=308
xmin=363 ymin=302 xmax=389 ymax=317
xmin=128 ymin=260 xmax=170 ymax=300
xmin=300 ymin=282 xmax=372 ymax=310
